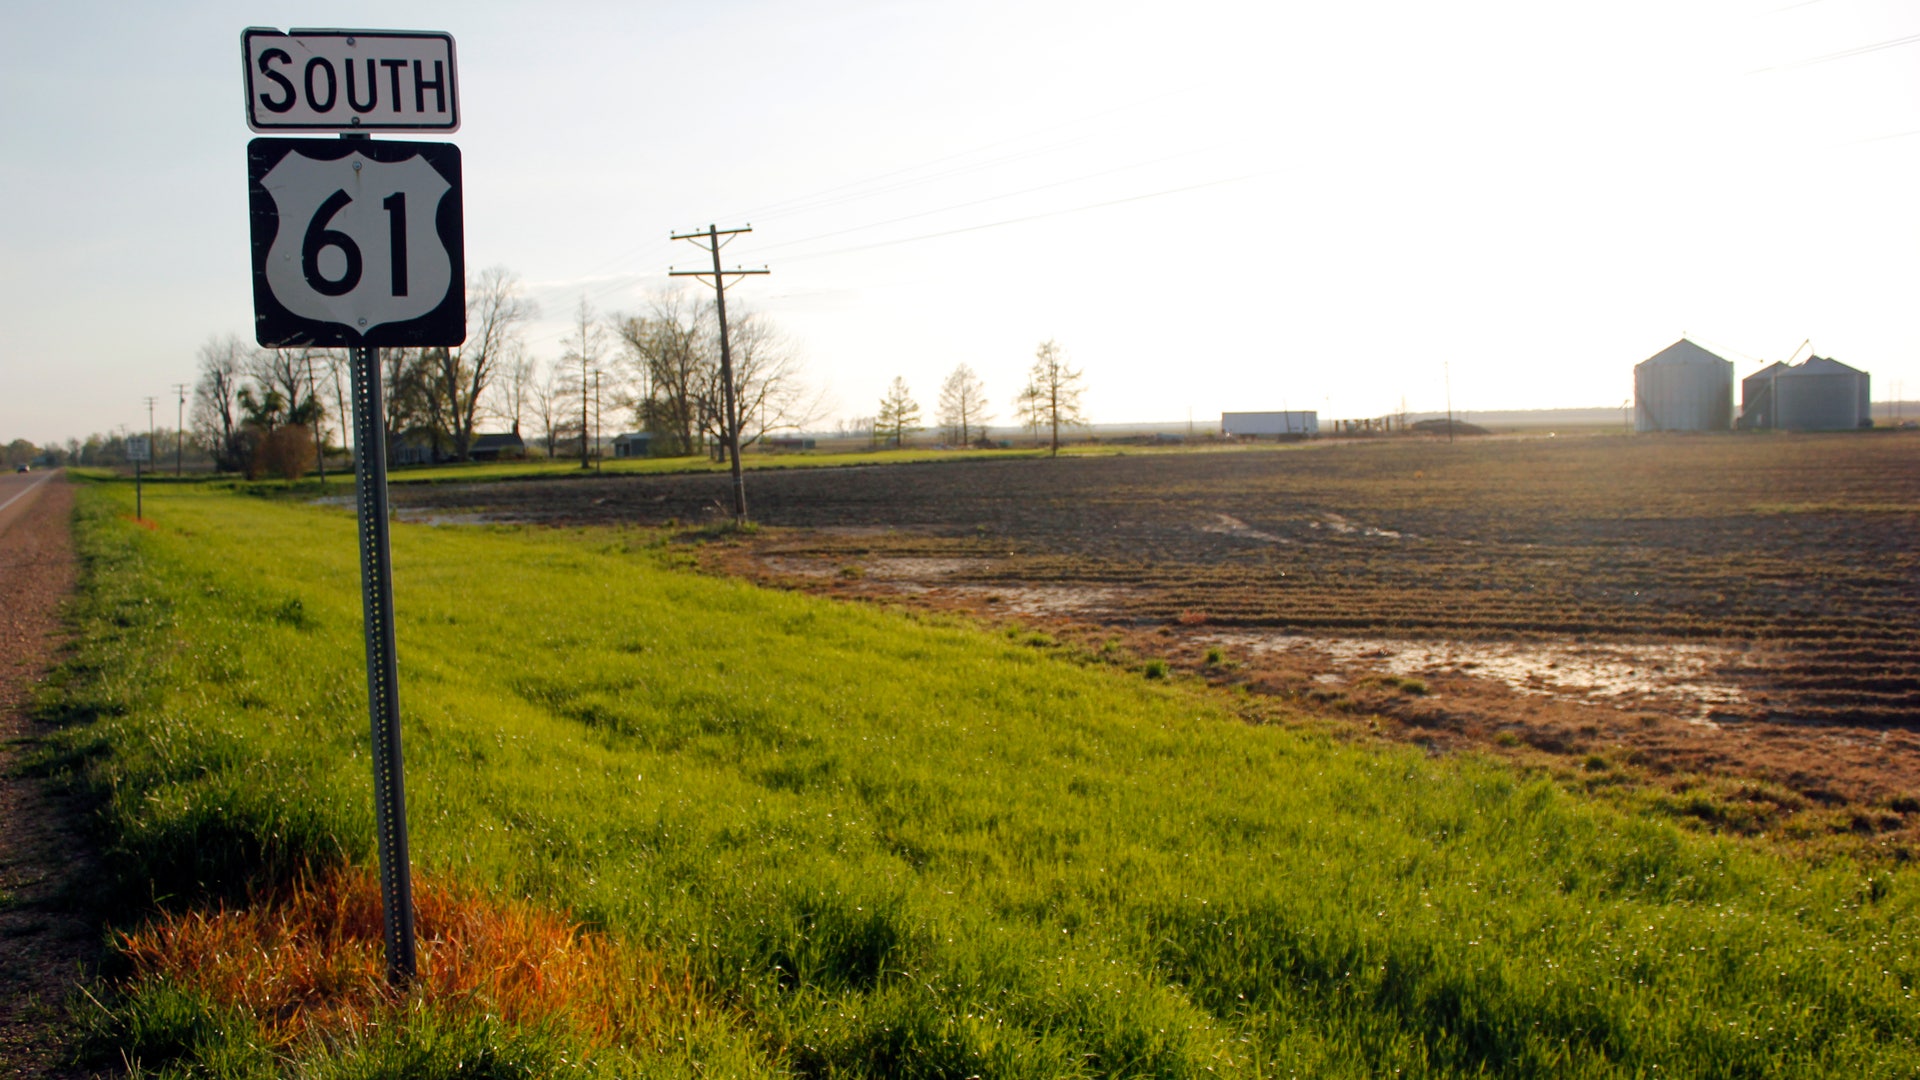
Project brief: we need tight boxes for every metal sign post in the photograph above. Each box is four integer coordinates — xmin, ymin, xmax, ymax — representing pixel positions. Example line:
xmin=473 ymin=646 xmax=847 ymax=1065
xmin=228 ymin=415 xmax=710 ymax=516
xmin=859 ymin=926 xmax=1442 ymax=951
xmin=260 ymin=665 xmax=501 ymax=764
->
xmin=348 ymin=343 xmax=416 ymax=982
xmin=240 ymin=26 xmax=466 ymax=986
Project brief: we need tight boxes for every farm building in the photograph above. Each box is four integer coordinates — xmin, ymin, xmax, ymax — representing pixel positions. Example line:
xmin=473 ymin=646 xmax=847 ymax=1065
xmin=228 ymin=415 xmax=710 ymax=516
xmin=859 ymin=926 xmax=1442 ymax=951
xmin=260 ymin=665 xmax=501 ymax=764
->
xmin=468 ymin=432 xmax=526 ymax=461
xmin=1634 ymin=339 xmax=1733 ymax=433
xmin=612 ymin=432 xmax=654 ymax=458
xmin=391 ymin=430 xmax=439 ymax=466
xmin=1738 ymin=356 xmax=1871 ymax=431
xmin=1222 ymin=411 xmax=1319 ymax=438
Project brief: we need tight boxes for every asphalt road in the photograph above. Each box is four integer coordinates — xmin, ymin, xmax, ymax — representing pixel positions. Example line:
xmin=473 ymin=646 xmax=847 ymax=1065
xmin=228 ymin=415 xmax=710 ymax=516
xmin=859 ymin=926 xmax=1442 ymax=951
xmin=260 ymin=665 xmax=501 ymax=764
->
xmin=0 ymin=469 xmax=58 ymax=538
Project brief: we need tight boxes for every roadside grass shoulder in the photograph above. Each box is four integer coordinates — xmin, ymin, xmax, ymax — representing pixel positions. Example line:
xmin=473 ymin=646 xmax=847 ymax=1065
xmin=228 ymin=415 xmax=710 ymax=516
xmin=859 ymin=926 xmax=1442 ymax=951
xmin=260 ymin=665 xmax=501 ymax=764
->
xmin=36 ymin=480 xmax=1920 ymax=1077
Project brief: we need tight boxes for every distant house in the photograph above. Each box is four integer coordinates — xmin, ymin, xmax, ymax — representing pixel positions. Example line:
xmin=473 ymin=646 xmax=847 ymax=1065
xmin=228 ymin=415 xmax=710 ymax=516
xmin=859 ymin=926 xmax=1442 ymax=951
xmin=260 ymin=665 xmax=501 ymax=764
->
xmin=1222 ymin=411 xmax=1319 ymax=438
xmin=469 ymin=432 xmax=526 ymax=461
xmin=612 ymin=432 xmax=653 ymax=459
xmin=391 ymin=430 xmax=439 ymax=466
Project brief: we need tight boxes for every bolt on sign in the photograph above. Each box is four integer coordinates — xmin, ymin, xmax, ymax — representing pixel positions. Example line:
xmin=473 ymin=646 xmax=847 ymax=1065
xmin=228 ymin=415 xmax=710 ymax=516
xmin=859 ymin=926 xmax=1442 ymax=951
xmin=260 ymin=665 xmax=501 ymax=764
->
xmin=242 ymin=29 xmax=458 ymax=132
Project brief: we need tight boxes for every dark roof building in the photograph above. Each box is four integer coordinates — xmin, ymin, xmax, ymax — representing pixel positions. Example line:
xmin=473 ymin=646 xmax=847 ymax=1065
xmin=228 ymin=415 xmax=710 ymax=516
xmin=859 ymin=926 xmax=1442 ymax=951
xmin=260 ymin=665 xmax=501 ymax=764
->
xmin=469 ymin=433 xmax=527 ymax=460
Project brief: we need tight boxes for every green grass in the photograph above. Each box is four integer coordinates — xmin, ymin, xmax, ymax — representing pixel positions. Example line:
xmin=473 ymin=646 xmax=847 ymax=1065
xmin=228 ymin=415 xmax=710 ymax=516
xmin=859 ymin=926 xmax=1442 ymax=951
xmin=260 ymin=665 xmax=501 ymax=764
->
xmin=38 ymin=478 xmax=1920 ymax=1077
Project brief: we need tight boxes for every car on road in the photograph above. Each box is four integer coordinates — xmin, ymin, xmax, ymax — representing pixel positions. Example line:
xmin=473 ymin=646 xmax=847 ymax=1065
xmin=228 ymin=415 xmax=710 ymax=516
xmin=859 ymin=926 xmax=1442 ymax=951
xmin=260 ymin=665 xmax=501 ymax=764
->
xmin=13 ymin=464 xmax=27 ymax=473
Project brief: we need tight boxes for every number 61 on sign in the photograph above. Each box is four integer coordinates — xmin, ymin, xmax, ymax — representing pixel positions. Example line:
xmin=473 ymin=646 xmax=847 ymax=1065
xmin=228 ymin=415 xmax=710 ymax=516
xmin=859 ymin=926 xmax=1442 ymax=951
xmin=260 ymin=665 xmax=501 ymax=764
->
xmin=247 ymin=138 xmax=465 ymax=348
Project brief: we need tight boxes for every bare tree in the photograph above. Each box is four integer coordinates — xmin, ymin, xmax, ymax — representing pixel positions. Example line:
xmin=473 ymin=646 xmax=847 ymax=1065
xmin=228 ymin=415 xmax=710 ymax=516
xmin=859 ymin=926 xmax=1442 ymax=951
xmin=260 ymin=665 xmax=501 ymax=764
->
xmin=1013 ymin=379 xmax=1043 ymax=445
xmin=937 ymin=364 xmax=993 ymax=448
xmin=835 ymin=415 xmax=876 ymax=449
xmin=430 ymin=267 xmax=534 ymax=460
xmin=559 ymin=297 xmax=607 ymax=468
xmin=612 ymin=293 xmax=704 ymax=456
xmin=875 ymin=377 xmax=922 ymax=449
xmin=379 ymin=347 xmax=438 ymax=465
xmin=248 ymin=347 xmax=311 ymax=413
xmin=530 ymin=359 xmax=568 ymax=459
xmin=321 ymin=350 xmax=351 ymax=463
xmin=1020 ymin=339 xmax=1085 ymax=456
xmin=612 ymin=292 xmax=822 ymax=458
xmin=192 ymin=334 xmax=250 ymax=470
xmin=492 ymin=346 xmax=536 ymax=439
xmin=722 ymin=311 xmax=826 ymax=451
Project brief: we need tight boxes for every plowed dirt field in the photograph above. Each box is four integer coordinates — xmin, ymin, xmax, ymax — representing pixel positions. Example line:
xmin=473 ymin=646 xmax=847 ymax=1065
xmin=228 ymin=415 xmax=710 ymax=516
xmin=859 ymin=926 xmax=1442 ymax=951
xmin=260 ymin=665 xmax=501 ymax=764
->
xmin=391 ymin=434 xmax=1920 ymax=853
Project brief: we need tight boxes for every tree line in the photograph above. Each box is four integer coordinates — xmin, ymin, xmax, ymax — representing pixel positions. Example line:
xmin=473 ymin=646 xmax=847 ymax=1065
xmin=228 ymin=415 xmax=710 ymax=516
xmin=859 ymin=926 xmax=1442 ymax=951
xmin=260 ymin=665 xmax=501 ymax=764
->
xmin=872 ymin=339 xmax=1086 ymax=455
xmin=183 ymin=268 xmax=823 ymax=476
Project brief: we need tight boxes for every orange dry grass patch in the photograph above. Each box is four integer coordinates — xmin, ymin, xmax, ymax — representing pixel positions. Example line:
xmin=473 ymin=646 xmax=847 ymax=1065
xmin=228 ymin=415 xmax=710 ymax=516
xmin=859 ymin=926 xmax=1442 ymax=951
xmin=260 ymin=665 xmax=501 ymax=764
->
xmin=115 ymin=867 xmax=709 ymax=1049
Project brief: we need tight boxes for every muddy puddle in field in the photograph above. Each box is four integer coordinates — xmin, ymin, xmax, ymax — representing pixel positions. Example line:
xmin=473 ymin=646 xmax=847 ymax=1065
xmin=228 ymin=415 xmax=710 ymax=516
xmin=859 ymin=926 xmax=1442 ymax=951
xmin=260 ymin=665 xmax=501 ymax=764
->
xmin=756 ymin=551 xmax=1136 ymax=617
xmin=396 ymin=509 xmax=503 ymax=527
xmin=1198 ymin=514 xmax=1291 ymax=544
xmin=313 ymin=495 xmax=505 ymax=528
xmin=1207 ymin=632 xmax=1756 ymax=723
xmin=1308 ymin=512 xmax=1409 ymax=539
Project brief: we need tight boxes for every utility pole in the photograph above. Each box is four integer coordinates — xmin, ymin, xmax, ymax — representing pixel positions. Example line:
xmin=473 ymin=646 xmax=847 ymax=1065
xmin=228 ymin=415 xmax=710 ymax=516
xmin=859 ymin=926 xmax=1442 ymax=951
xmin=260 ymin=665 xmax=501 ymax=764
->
xmin=671 ymin=224 xmax=768 ymax=524
xmin=141 ymin=396 xmax=157 ymax=518
xmin=1443 ymin=362 xmax=1454 ymax=445
xmin=171 ymin=384 xmax=188 ymax=475
xmin=592 ymin=370 xmax=601 ymax=473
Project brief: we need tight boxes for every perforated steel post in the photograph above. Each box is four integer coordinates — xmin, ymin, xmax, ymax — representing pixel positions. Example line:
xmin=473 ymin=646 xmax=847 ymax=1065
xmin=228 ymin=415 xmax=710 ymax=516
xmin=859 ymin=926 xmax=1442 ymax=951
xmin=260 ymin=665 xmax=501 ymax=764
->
xmin=348 ymin=344 xmax=418 ymax=984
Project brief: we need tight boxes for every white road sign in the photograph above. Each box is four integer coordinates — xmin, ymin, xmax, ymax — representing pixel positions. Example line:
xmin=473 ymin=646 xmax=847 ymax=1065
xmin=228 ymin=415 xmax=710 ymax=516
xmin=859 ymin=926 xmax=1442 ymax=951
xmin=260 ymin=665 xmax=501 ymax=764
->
xmin=243 ymin=28 xmax=458 ymax=132
xmin=248 ymin=139 xmax=465 ymax=348
xmin=126 ymin=436 xmax=151 ymax=463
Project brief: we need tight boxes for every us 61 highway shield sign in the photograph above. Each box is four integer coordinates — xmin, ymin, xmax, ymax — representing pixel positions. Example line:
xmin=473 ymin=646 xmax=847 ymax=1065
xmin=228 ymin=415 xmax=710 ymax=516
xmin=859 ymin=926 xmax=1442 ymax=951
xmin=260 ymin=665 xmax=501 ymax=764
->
xmin=248 ymin=138 xmax=465 ymax=348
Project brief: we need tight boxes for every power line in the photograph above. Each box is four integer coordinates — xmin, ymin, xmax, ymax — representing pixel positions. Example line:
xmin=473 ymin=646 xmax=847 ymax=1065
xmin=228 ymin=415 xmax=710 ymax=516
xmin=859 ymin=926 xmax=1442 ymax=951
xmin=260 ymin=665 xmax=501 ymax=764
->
xmin=518 ymin=163 xmax=1266 ymax=353
xmin=751 ymin=146 xmax=1210 ymax=255
xmin=781 ymin=170 xmax=1269 ymax=264
xmin=1750 ymin=30 xmax=1920 ymax=72
xmin=514 ymin=88 xmax=1207 ymax=342
xmin=520 ymin=138 xmax=1119 ymax=329
xmin=719 ymin=84 xmax=1203 ymax=223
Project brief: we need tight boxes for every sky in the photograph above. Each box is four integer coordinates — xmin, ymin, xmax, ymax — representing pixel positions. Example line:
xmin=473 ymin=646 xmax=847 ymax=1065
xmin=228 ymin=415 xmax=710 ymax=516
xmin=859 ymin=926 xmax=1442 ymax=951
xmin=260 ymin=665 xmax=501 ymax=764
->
xmin=5 ymin=0 xmax=1920 ymax=444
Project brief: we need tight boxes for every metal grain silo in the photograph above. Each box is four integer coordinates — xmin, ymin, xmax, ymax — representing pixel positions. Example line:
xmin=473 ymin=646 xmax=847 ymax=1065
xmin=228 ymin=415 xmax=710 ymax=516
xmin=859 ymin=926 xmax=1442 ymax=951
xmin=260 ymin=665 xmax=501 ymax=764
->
xmin=1774 ymin=356 xmax=1870 ymax=430
xmin=1738 ymin=362 xmax=1790 ymax=429
xmin=1634 ymin=339 xmax=1733 ymax=433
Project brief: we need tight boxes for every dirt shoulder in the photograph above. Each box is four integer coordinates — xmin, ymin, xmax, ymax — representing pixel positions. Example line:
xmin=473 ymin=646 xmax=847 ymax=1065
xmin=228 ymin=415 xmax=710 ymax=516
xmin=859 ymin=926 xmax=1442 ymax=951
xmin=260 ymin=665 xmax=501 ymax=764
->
xmin=0 ymin=474 xmax=100 ymax=1078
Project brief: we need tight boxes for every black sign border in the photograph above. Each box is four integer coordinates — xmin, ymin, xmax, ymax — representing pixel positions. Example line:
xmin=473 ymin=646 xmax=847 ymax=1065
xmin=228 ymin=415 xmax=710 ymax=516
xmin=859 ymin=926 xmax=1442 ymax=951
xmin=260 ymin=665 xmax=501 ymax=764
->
xmin=248 ymin=138 xmax=466 ymax=349
xmin=242 ymin=28 xmax=460 ymax=133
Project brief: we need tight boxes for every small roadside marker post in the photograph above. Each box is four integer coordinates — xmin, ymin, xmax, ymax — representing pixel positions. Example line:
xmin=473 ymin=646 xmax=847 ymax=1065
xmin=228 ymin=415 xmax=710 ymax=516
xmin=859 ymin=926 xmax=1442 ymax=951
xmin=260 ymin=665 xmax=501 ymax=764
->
xmin=240 ymin=26 xmax=465 ymax=985
xmin=127 ymin=435 xmax=151 ymax=519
